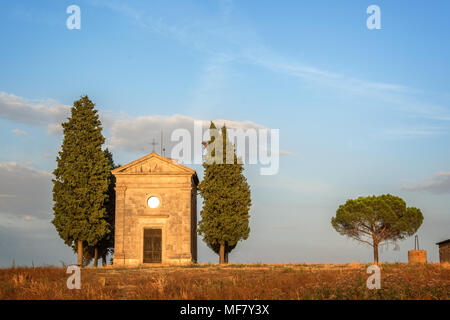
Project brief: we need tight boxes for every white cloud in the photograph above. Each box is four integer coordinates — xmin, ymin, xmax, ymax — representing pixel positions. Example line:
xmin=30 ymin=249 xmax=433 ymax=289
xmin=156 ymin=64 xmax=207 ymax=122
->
xmin=0 ymin=91 xmax=70 ymax=132
xmin=403 ymin=172 xmax=450 ymax=194
xmin=11 ymin=128 xmax=27 ymax=136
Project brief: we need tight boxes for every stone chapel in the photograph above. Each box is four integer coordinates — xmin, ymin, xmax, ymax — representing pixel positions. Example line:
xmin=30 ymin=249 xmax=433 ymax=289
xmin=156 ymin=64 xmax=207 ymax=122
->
xmin=112 ymin=152 xmax=198 ymax=266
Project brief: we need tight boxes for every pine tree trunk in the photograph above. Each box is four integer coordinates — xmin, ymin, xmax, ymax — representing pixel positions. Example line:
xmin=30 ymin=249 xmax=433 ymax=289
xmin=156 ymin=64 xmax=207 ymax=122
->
xmin=219 ymin=243 xmax=226 ymax=264
xmin=373 ymin=243 xmax=379 ymax=265
xmin=102 ymin=254 xmax=107 ymax=267
xmin=224 ymin=250 xmax=229 ymax=264
xmin=77 ymin=240 xmax=83 ymax=267
xmin=94 ymin=247 xmax=99 ymax=267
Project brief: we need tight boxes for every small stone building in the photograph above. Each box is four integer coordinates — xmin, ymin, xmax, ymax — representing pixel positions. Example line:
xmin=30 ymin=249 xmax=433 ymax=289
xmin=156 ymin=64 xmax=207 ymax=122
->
xmin=112 ymin=153 xmax=198 ymax=266
xmin=436 ymin=239 xmax=450 ymax=263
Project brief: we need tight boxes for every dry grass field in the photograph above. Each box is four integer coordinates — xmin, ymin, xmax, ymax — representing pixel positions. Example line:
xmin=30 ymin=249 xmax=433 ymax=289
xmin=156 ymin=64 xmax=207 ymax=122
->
xmin=1 ymin=263 xmax=449 ymax=300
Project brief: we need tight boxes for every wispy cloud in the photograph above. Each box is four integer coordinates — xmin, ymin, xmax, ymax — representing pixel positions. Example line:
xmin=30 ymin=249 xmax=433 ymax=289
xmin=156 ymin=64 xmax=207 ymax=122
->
xmin=403 ymin=172 xmax=450 ymax=194
xmin=243 ymin=50 xmax=410 ymax=95
xmin=380 ymin=127 xmax=446 ymax=138
xmin=11 ymin=128 xmax=26 ymax=136
xmin=406 ymin=104 xmax=450 ymax=122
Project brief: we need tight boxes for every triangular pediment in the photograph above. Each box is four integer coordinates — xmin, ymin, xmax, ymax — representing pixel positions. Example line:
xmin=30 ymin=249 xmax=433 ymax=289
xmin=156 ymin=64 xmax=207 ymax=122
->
xmin=112 ymin=153 xmax=196 ymax=175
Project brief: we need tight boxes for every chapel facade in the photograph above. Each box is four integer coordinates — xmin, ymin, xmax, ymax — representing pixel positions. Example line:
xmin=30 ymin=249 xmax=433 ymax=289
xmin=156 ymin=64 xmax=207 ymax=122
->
xmin=112 ymin=153 xmax=198 ymax=266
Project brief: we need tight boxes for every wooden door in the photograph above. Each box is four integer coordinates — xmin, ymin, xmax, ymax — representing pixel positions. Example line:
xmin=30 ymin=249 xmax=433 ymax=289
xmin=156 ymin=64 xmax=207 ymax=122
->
xmin=143 ymin=228 xmax=162 ymax=263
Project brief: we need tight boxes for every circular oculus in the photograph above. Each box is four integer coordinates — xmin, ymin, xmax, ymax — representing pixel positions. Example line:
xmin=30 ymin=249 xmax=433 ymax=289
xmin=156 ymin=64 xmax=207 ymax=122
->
xmin=147 ymin=196 xmax=160 ymax=208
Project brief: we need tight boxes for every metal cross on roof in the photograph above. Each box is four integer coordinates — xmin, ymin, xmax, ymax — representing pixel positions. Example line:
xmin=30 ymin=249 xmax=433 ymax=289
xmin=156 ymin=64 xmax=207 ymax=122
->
xmin=149 ymin=138 xmax=159 ymax=153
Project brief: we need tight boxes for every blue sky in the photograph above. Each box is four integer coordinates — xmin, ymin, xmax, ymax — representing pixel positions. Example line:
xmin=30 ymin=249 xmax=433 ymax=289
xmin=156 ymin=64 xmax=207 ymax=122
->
xmin=0 ymin=0 xmax=449 ymax=266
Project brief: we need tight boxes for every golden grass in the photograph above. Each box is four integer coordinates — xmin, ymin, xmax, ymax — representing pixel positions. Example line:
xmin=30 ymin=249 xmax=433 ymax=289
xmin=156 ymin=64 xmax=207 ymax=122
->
xmin=0 ymin=263 xmax=448 ymax=300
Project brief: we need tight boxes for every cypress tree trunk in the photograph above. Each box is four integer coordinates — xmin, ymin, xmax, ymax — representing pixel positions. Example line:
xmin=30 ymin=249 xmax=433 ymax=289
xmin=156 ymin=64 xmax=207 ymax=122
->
xmin=77 ymin=240 xmax=83 ymax=266
xmin=219 ymin=243 xmax=225 ymax=264
xmin=94 ymin=247 xmax=99 ymax=267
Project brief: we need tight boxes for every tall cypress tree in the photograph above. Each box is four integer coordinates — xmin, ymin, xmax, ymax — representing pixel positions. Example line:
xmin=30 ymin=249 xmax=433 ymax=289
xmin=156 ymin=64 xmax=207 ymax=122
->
xmin=52 ymin=96 xmax=111 ymax=266
xmin=198 ymin=122 xmax=251 ymax=264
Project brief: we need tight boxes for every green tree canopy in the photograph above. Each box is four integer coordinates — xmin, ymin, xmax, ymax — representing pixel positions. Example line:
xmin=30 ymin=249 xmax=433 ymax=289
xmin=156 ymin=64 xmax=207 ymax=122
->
xmin=331 ymin=194 xmax=423 ymax=264
xmin=198 ymin=122 xmax=251 ymax=264
xmin=52 ymin=96 xmax=112 ymax=266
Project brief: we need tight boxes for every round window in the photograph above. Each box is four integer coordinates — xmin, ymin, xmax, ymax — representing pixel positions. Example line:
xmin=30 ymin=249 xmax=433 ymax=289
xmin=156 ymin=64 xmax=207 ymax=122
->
xmin=147 ymin=196 xmax=160 ymax=208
